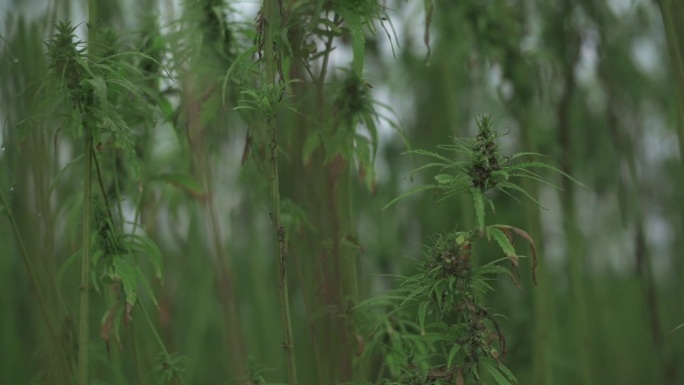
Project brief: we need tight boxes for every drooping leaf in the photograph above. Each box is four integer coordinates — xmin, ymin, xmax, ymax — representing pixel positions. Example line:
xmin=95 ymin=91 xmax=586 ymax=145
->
xmin=472 ymin=189 xmax=486 ymax=231
xmin=480 ymin=358 xmax=517 ymax=385
xmin=337 ymin=8 xmax=366 ymax=76
xmin=487 ymin=226 xmax=517 ymax=264
xmin=125 ymin=233 xmax=164 ymax=283
xmin=113 ymin=255 xmax=137 ymax=306
xmin=383 ymin=184 xmax=435 ymax=210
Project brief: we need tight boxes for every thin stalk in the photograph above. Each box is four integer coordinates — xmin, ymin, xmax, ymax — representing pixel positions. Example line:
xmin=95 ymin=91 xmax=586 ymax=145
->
xmin=264 ymin=0 xmax=298 ymax=383
xmin=0 ymin=188 xmax=70 ymax=383
xmin=77 ymin=123 xmax=93 ymax=385
xmin=77 ymin=2 xmax=99 ymax=383
xmin=657 ymin=6 xmax=684 ymax=378
xmin=206 ymin=186 xmax=247 ymax=376
xmin=658 ymin=0 xmax=684 ymax=148
xmin=140 ymin=301 xmax=188 ymax=385
xmin=516 ymin=110 xmax=555 ymax=385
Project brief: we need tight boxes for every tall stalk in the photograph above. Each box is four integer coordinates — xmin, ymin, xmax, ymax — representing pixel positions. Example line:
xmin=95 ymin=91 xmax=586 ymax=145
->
xmin=0 ymin=188 xmax=70 ymax=383
xmin=552 ymin=3 xmax=592 ymax=381
xmin=263 ymin=0 xmax=297 ymax=383
xmin=657 ymin=2 xmax=684 ymax=340
xmin=77 ymin=2 xmax=98 ymax=383
xmin=77 ymin=124 xmax=93 ymax=385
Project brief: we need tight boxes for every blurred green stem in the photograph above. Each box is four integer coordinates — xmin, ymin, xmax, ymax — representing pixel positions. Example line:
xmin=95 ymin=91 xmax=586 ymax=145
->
xmin=0 ymin=188 xmax=70 ymax=383
xmin=77 ymin=118 xmax=93 ymax=385
xmin=140 ymin=301 xmax=188 ymax=385
xmin=77 ymin=2 xmax=100 ymax=383
xmin=264 ymin=0 xmax=298 ymax=383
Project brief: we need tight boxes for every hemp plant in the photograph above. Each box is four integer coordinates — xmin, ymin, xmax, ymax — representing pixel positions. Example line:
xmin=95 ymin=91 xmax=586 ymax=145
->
xmin=41 ymin=21 xmax=181 ymax=384
xmin=357 ymin=115 xmax=580 ymax=385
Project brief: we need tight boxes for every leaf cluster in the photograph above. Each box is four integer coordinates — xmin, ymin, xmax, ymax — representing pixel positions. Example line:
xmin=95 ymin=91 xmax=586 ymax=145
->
xmin=385 ymin=115 xmax=583 ymax=230
xmin=356 ymin=231 xmax=518 ymax=385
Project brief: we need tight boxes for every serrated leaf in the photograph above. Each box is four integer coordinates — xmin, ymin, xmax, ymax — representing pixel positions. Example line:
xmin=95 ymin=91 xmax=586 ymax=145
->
xmin=472 ymin=189 xmax=486 ymax=230
xmin=338 ymin=8 xmax=365 ymax=76
xmin=488 ymin=227 xmax=517 ymax=261
xmin=113 ymin=256 xmax=137 ymax=306
xmin=383 ymin=184 xmax=435 ymax=210
xmin=418 ymin=301 xmax=429 ymax=334
xmin=447 ymin=343 xmax=461 ymax=368
xmin=480 ymin=358 xmax=517 ymax=385
xmin=125 ymin=234 xmax=163 ymax=283
xmin=514 ymin=161 xmax=586 ymax=188
xmin=494 ymin=225 xmax=538 ymax=284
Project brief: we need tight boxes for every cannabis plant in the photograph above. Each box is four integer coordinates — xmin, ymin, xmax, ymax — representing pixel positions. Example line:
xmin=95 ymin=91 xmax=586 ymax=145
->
xmin=358 ymin=115 xmax=578 ymax=385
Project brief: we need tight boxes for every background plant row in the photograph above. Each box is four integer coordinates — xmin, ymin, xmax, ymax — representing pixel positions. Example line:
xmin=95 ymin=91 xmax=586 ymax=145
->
xmin=1 ymin=0 xmax=683 ymax=384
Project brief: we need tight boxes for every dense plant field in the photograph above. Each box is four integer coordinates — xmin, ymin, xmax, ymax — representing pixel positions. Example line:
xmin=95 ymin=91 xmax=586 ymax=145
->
xmin=1 ymin=1 xmax=683 ymax=384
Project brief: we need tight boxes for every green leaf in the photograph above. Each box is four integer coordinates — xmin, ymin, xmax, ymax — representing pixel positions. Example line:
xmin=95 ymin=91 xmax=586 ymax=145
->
xmin=446 ymin=343 xmax=461 ymax=368
xmin=514 ymin=160 xmax=587 ymax=188
xmin=488 ymin=227 xmax=517 ymax=260
xmin=113 ymin=256 xmax=137 ymax=306
xmin=382 ymin=184 xmax=435 ymax=210
xmin=318 ymin=18 xmax=343 ymax=34
xmin=497 ymin=181 xmax=546 ymax=209
xmin=158 ymin=97 xmax=174 ymax=120
xmin=125 ymin=234 xmax=164 ymax=283
xmin=472 ymin=189 xmax=486 ymax=230
xmin=480 ymin=358 xmax=517 ymax=385
xmin=434 ymin=174 xmax=453 ymax=185
xmin=83 ymin=76 xmax=108 ymax=104
xmin=338 ymin=8 xmax=366 ymax=76
xmin=418 ymin=301 xmax=429 ymax=334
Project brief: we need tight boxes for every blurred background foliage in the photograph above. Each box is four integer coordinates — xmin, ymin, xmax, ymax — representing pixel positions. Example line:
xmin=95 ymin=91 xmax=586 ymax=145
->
xmin=1 ymin=0 xmax=683 ymax=384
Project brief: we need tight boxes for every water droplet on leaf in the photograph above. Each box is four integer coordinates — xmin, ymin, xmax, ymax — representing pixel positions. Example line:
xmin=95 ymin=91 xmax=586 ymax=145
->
xmin=13 ymin=58 xmax=18 ymax=63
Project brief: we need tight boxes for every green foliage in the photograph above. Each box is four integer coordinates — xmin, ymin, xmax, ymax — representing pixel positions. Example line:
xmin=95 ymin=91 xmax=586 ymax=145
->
xmin=357 ymin=230 xmax=518 ymax=385
xmin=385 ymin=115 xmax=583 ymax=229
xmin=355 ymin=115 xmax=577 ymax=384
xmin=2 ymin=2 xmax=683 ymax=385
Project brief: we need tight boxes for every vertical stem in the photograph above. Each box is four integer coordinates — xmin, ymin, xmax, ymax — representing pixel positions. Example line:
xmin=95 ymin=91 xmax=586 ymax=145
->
xmin=78 ymin=125 xmax=93 ymax=385
xmin=78 ymin=2 xmax=98 ymax=383
xmin=516 ymin=110 xmax=555 ymax=385
xmin=0 ymin=189 xmax=69 ymax=383
xmin=264 ymin=1 xmax=298 ymax=384
xmin=657 ymin=6 xmax=684 ymax=361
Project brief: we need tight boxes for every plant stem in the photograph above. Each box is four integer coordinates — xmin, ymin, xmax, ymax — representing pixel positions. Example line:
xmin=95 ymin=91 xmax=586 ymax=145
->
xmin=0 ymin=188 xmax=70 ymax=383
xmin=263 ymin=1 xmax=298 ymax=383
xmin=77 ymin=2 xmax=100 ymax=382
xmin=78 ymin=123 xmax=93 ymax=385
xmin=140 ymin=301 xmax=188 ymax=385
